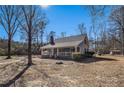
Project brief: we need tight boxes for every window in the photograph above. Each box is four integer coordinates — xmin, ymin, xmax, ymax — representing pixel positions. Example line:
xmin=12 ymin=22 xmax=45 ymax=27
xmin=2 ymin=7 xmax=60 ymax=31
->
xmin=71 ymin=48 xmax=75 ymax=52
xmin=77 ymin=47 xmax=80 ymax=52
xmin=84 ymin=48 xmax=88 ymax=53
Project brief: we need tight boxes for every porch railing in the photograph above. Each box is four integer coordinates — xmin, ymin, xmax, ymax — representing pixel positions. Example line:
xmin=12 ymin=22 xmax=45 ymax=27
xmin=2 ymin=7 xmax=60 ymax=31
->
xmin=58 ymin=52 xmax=81 ymax=58
xmin=58 ymin=52 xmax=72 ymax=56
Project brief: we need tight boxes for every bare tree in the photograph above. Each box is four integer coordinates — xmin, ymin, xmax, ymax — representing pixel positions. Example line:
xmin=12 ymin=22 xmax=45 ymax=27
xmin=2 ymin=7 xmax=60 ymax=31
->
xmin=78 ymin=23 xmax=86 ymax=35
xmin=109 ymin=6 xmax=124 ymax=55
xmin=0 ymin=5 xmax=20 ymax=59
xmin=32 ymin=20 xmax=47 ymax=54
xmin=18 ymin=5 xmax=47 ymax=66
xmin=87 ymin=5 xmax=105 ymax=52
xmin=60 ymin=32 xmax=66 ymax=38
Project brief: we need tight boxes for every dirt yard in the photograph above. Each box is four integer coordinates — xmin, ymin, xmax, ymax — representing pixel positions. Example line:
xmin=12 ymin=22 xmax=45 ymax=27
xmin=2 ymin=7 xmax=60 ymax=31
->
xmin=0 ymin=55 xmax=124 ymax=87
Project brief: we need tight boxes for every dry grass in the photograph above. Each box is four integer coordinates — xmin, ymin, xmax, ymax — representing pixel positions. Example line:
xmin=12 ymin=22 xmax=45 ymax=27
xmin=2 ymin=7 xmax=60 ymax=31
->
xmin=0 ymin=55 xmax=124 ymax=87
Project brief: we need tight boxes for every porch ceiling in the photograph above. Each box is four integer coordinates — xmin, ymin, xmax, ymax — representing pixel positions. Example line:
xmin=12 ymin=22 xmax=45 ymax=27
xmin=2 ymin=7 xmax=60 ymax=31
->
xmin=41 ymin=40 xmax=82 ymax=49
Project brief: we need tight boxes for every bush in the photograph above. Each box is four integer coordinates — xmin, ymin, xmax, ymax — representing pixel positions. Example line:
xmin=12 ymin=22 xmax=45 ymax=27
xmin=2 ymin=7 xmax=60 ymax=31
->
xmin=73 ymin=51 xmax=95 ymax=61
xmin=84 ymin=51 xmax=95 ymax=58
xmin=12 ymin=48 xmax=28 ymax=55
xmin=0 ymin=48 xmax=7 ymax=56
xmin=73 ymin=52 xmax=86 ymax=61
xmin=73 ymin=54 xmax=83 ymax=61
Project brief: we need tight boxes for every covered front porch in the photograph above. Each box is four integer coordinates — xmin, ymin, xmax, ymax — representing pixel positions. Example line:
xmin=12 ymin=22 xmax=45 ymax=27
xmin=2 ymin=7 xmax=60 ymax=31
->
xmin=41 ymin=46 xmax=81 ymax=59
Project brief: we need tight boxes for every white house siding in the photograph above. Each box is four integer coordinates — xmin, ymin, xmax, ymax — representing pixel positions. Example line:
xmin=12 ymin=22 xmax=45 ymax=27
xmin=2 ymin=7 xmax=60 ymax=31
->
xmin=79 ymin=42 xmax=84 ymax=54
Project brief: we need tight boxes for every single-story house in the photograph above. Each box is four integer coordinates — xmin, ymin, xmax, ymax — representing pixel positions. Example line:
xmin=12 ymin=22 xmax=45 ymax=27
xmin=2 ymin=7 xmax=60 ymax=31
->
xmin=41 ymin=34 xmax=89 ymax=59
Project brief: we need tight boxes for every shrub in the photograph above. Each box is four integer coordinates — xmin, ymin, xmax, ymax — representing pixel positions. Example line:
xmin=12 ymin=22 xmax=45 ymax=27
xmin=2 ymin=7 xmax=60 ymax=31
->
xmin=12 ymin=48 xmax=28 ymax=55
xmin=73 ymin=54 xmax=83 ymax=61
xmin=84 ymin=51 xmax=95 ymax=58
xmin=0 ymin=48 xmax=7 ymax=56
xmin=73 ymin=52 xmax=85 ymax=61
xmin=73 ymin=51 xmax=95 ymax=61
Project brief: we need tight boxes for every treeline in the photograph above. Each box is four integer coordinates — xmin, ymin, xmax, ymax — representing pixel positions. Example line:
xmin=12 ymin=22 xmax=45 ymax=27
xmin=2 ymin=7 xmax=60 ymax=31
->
xmin=0 ymin=38 xmax=27 ymax=56
xmin=0 ymin=38 xmax=43 ymax=56
xmin=77 ymin=6 xmax=124 ymax=55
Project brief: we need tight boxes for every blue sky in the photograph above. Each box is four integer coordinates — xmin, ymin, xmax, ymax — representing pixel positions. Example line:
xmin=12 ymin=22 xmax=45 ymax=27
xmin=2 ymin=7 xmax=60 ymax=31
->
xmin=44 ymin=5 xmax=91 ymax=39
xmin=0 ymin=5 xmax=110 ymax=42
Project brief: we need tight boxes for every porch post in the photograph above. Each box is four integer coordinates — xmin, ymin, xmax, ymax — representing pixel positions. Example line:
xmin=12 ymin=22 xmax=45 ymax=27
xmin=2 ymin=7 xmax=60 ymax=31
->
xmin=41 ymin=48 xmax=42 ymax=58
xmin=51 ymin=48 xmax=54 ymax=57
xmin=75 ymin=46 xmax=77 ymax=53
xmin=57 ymin=48 xmax=59 ymax=56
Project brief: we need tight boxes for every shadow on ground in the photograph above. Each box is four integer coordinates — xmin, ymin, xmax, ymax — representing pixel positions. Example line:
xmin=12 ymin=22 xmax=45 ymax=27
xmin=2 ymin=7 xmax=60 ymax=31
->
xmin=0 ymin=65 xmax=30 ymax=87
xmin=78 ymin=57 xmax=118 ymax=63
xmin=45 ymin=56 xmax=118 ymax=64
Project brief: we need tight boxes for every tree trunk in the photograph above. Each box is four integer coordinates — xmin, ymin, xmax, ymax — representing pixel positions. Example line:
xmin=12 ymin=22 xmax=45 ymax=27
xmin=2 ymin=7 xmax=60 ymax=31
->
xmin=7 ymin=36 xmax=11 ymax=59
xmin=122 ymin=30 xmax=124 ymax=55
xmin=28 ymin=31 xmax=32 ymax=66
